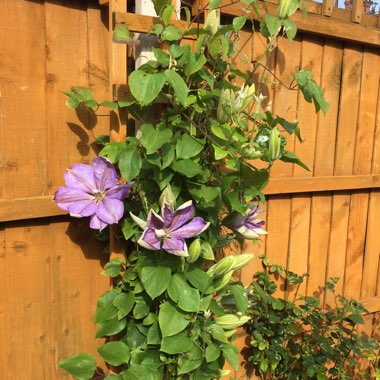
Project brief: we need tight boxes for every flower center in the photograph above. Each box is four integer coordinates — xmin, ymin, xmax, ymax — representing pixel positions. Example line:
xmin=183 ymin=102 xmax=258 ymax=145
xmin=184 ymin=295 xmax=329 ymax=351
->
xmin=93 ymin=190 xmax=105 ymax=202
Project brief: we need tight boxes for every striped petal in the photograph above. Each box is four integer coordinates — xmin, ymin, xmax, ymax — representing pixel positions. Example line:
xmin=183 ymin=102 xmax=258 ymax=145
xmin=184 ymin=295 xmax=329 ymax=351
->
xmin=54 ymin=187 xmax=97 ymax=217
xmin=92 ymin=157 xmax=119 ymax=191
xmin=64 ymin=163 xmax=96 ymax=192
xmin=96 ymin=198 xmax=124 ymax=224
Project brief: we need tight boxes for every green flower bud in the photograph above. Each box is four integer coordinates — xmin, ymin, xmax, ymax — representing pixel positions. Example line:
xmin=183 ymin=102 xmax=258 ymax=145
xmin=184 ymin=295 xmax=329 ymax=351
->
xmin=215 ymin=314 xmax=250 ymax=329
xmin=159 ymin=184 xmax=176 ymax=210
xmin=236 ymin=84 xmax=255 ymax=113
xmin=241 ymin=144 xmax=263 ymax=160
xmin=278 ymin=0 xmax=299 ymax=19
xmin=187 ymin=239 xmax=201 ymax=263
xmin=205 ymin=9 xmax=220 ymax=35
xmin=207 ymin=255 xmax=235 ymax=278
xmin=268 ymin=127 xmax=282 ymax=161
xmin=231 ymin=253 xmax=254 ymax=271
xmin=213 ymin=270 xmax=233 ymax=292
xmin=217 ymin=88 xmax=234 ymax=124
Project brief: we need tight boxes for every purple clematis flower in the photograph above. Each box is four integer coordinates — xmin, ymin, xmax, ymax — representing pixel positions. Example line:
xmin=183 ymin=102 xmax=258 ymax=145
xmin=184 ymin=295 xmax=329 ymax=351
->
xmin=131 ymin=201 xmax=210 ymax=257
xmin=224 ymin=205 xmax=267 ymax=240
xmin=54 ymin=157 xmax=134 ymax=231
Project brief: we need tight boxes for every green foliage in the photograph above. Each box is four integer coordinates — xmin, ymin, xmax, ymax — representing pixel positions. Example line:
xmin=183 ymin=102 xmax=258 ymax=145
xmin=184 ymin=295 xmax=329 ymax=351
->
xmin=58 ymin=0 xmax=335 ymax=379
xmin=244 ymin=258 xmax=379 ymax=379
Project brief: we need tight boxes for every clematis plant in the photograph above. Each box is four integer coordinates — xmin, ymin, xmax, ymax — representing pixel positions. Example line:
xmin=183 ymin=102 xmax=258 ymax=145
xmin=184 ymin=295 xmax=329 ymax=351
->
xmin=54 ymin=157 xmax=134 ymax=230
xmin=57 ymin=1 xmax=331 ymax=379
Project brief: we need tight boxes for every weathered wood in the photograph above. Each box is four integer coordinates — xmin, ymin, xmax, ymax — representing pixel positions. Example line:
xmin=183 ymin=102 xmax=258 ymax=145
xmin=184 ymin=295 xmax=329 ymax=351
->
xmin=351 ymin=0 xmax=363 ymax=23
xmin=322 ymin=0 xmax=334 ymax=16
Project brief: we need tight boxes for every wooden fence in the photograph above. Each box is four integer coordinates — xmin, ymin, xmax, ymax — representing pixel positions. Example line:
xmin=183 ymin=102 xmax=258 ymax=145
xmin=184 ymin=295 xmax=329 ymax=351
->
xmin=0 ymin=0 xmax=379 ymax=378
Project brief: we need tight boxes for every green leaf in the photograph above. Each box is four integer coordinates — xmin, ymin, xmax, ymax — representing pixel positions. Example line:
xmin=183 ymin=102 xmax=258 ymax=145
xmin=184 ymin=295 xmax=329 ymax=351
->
xmin=140 ymin=124 xmax=173 ymax=154
xmin=161 ymin=4 xmax=174 ymax=25
xmin=213 ymin=145 xmax=229 ymax=160
xmin=164 ymin=69 xmax=189 ymax=106
xmin=347 ymin=313 xmax=364 ymax=325
xmin=58 ymin=354 xmax=96 ymax=380
xmin=99 ymin=142 xmax=126 ymax=163
xmin=185 ymin=267 xmax=212 ymax=293
xmin=280 ymin=150 xmax=310 ymax=171
xmin=282 ymin=19 xmax=297 ymax=40
xmin=178 ymin=286 xmax=201 ymax=312
xmin=152 ymin=0 xmax=172 ymax=15
xmin=233 ymin=16 xmax=246 ymax=31
xmin=229 ymin=283 xmax=248 ymax=313
xmin=205 ymin=343 xmax=221 ymax=363
xmin=184 ymin=54 xmax=207 ymax=77
xmin=265 ymin=14 xmax=281 ymax=36
xmin=295 ymin=70 xmax=330 ymax=114
xmin=113 ymin=292 xmax=135 ymax=319
xmin=162 ymin=25 xmax=183 ymax=41
xmin=168 ymin=273 xmax=188 ymax=302
xmin=158 ymin=301 xmax=190 ymax=337
xmin=272 ymin=298 xmax=286 ymax=310
xmin=126 ymin=320 xmax=147 ymax=349
xmin=96 ymin=317 xmax=127 ymax=338
xmin=98 ymin=341 xmax=130 ymax=366
xmin=141 ymin=266 xmax=171 ymax=300
xmin=172 ymin=159 xmax=202 ymax=177
xmin=177 ymin=345 xmax=204 ymax=374
xmin=72 ymin=86 xmax=93 ymax=101
xmin=176 ymin=134 xmax=205 ymax=159
xmin=122 ymin=364 xmax=161 ymax=380
xmin=94 ymin=291 xmax=118 ymax=323
xmin=99 ymin=101 xmax=119 ymax=110
xmin=221 ymin=344 xmax=239 ymax=370
xmin=147 ymin=322 xmax=161 ymax=345
xmin=102 ymin=258 xmax=124 ymax=277
xmin=210 ymin=0 xmax=222 ymax=9
xmin=66 ymin=97 xmax=80 ymax=109
xmin=200 ymin=241 xmax=215 ymax=260
xmin=160 ymin=333 xmax=193 ymax=354
xmin=133 ymin=298 xmax=150 ymax=319
xmin=113 ymin=24 xmax=133 ymax=43
xmin=146 ymin=143 xmax=174 ymax=169
xmin=152 ymin=47 xmax=170 ymax=66
xmin=119 ymin=148 xmax=142 ymax=182
xmin=129 ymin=71 xmax=166 ymax=106
xmin=211 ymin=124 xmax=232 ymax=140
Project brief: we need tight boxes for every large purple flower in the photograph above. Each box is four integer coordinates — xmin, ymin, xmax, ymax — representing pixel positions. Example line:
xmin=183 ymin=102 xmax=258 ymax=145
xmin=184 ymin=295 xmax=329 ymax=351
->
xmin=224 ymin=205 xmax=267 ymax=240
xmin=131 ymin=201 xmax=210 ymax=257
xmin=54 ymin=157 xmax=134 ymax=230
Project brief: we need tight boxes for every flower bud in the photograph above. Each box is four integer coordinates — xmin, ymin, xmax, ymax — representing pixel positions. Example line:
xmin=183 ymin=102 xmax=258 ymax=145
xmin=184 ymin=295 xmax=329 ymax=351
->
xmin=205 ymin=9 xmax=220 ymax=35
xmin=187 ymin=239 xmax=201 ymax=263
xmin=236 ymin=84 xmax=255 ymax=113
xmin=231 ymin=253 xmax=254 ymax=271
xmin=213 ymin=270 xmax=233 ymax=292
xmin=278 ymin=0 xmax=299 ymax=19
xmin=241 ymin=144 xmax=263 ymax=160
xmin=215 ymin=314 xmax=250 ymax=329
xmin=159 ymin=184 xmax=176 ymax=210
xmin=207 ymin=255 xmax=235 ymax=278
xmin=268 ymin=127 xmax=282 ymax=161
xmin=217 ymin=89 xmax=234 ymax=124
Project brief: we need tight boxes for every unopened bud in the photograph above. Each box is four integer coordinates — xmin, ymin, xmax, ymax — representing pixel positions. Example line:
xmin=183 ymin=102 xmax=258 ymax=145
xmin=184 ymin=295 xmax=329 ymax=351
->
xmin=187 ymin=239 xmax=201 ymax=263
xmin=207 ymin=255 xmax=235 ymax=278
xmin=213 ymin=270 xmax=233 ymax=292
xmin=159 ymin=184 xmax=176 ymax=210
xmin=231 ymin=254 xmax=254 ymax=272
xmin=268 ymin=127 xmax=282 ymax=161
xmin=205 ymin=9 xmax=220 ymax=35
xmin=215 ymin=314 xmax=250 ymax=329
xmin=217 ymin=89 xmax=234 ymax=124
xmin=278 ymin=0 xmax=299 ymax=19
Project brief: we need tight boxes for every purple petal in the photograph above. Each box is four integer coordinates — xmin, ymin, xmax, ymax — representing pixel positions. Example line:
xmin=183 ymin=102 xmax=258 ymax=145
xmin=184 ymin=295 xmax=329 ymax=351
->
xmin=162 ymin=203 xmax=174 ymax=227
xmin=64 ymin=163 xmax=97 ymax=193
xmin=235 ymin=225 xmax=267 ymax=239
xmin=169 ymin=201 xmax=194 ymax=230
xmin=171 ymin=217 xmax=210 ymax=238
xmin=92 ymin=157 xmax=119 ymax=191
xmin=96 ymin=198 xmax=124 ymax=224
xmin=138 ymin=228 xmax=161 ymax=250
xmin=105 ymin=183 xmax=133 ymax=200
xmin=147 ymin=210 xmax=165 ymax=230
xmin=162 ymin=236 xmax=188 ymax=257
xmin=90 ymin=214 xmax=108 ymax=230
xmin=54 ymin=187 xmax=97 ymax=217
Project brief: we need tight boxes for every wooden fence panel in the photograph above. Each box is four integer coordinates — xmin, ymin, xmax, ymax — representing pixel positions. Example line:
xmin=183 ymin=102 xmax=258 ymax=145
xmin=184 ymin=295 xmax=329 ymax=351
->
xmin=0 ymin=0 xmax=379 ymax=378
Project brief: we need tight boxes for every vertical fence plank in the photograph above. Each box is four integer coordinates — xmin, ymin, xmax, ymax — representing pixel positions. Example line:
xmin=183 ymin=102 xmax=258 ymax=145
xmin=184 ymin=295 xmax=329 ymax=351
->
xmin=325 ymin=44 xmax=363 ymax=304
xmin=307 ymin=40 xmax=343 ymax=301
xmin=344 ymin=47 xmax=379 ymax=300
xmin=322 ymin=0 xmax=334 ymax=16
xmin=0 ymin=221 xmax=54 ymax=379
xmin=0 ymin=0 xmax=47 ymax=199
xmin=289 ymin=35 xmax=323 ymax=296
xmin=351 ymin=0 xmax=364 ymax=23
